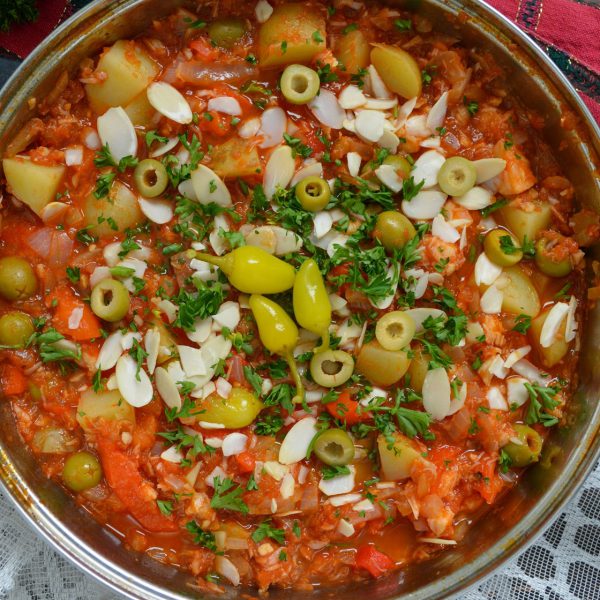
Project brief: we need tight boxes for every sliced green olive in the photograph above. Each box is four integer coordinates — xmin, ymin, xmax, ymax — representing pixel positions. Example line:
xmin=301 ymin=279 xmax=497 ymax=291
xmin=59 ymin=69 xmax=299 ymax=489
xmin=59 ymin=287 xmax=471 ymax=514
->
xmin=535 ymin=237 xmax=573 ymax=277
xmin=314 ymin=428 xmax=355 ymax=466
xmin=502 ymin=424 xmax=543 ymax=467
xmin=133 ymin=159 xmax=168 ymax=198
xmin=373 ymin=211 xmax=416 ymax=251
xmin=280 ymin=64 xmax=320 ymax=105
xmin=375 ymin=311 xmax=415 ymax=352
xmin=0 ymin=256 xmax=37 ymax=301
xmin=382 ymin=155 xmax=411 ymax=178
xmin=484 ymin=228 xmax=523 ymax=267
xmin=437 ymin=156 xmax=477 ymax=197
xmin=310 ymin=350 xmax=354 ymax=387
xmin=296 ymin=176 xmax=331 ymax=212
xmin=208 ymin=17 xmax=247 ymax=49
xmin=90 ymin=279 xmax=130 ymax=322
xmin=62 ymin=451 xmax=102 ymax=492
xmin=0 ymin=312 xmax=34 ymax=347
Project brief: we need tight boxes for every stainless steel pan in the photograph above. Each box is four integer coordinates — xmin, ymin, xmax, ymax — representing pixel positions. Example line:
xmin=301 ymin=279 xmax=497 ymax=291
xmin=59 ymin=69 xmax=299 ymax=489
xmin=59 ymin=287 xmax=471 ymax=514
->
xmin=0 ymin=1 xmax=599 ymax=598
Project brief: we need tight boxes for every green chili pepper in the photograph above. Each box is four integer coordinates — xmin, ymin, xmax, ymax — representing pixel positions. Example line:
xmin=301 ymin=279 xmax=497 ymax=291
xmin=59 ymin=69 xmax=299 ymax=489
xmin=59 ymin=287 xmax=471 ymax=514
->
xmin=293 ymin=259 xmax=331 ymax=353
xmin=196 ymin=246 xmax=295 ymax=294
xmin=249 ymin=294 xmax=304 ymax=404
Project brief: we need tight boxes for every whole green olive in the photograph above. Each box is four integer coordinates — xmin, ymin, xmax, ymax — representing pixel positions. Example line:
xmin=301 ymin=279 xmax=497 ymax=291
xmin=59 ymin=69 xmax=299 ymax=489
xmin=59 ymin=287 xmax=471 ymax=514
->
xmin=296 ymin=176 xmax=331 ymax=212
xmin=62 ymin=451 xmax=102 ymax=492
xmin=0 ymin=256 xmax=37 ymax=301
xmin=373 ymin=211 xmax=416 ymax=251
xmin=310 ymin=350 xmax=354 ymax=388
xmin=502 ymin=424 xmax=543 ymax=467
xmin=280 ymin=64 xmax=321 ymax=105
xmin=535 ymin=236 xmax=573 ymax=278
xmin=484 ymin=228 xmax=523 ymax=267
xmin=90 ymin=279 xmax=130 ymax=322
xmin=0 ymin=312 xmax=34 ymax=347
xmin=133 ymin=159 xmax=168 ymax=198
xmin=313 ymin=428 xmax=355 ymax=466
xmin=437 ymin=156 xmax=477 ymax=197
xmin=208 ymin=18 xmax=247 ymax=49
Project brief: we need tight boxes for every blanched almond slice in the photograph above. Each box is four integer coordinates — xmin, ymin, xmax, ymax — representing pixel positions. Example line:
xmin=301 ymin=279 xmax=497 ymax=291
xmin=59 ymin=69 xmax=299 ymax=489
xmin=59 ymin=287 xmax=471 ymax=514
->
xmin=97 ymin=107 xmax=137 ymax=162
xmin=309 ymin=89 xmax=345 ymax=129
xmin=401 ymin=189 xmax=447 ymax=220
xmin=422 ymin=367 xmax=451 ymax=420
xmin=375 ymin=164 xmax=403 ymax=192
xmin=147 ymin=81 xmax=193 ymax=124
xmin=487 ymin=386 xmax=508 ymax=411
xmin=347 ymin=152 xmax=361 ymax=177
xmin=115 ymin=355 xmax=153 ymax=407
xmin=319 ymin=465 xmax=356 ymax=496
xmin=432 ymin=214 xmax=460 ymax=243
xmin=338 ymin=85 xmax=367 ymax=109
xmin=426 ymin=91 xmax=448 ymax=132
xmin=139 ymin=197 xmax=173 ymax=224
xmin=190 ymin=164 xmax=232 ymax=206
xmin=222 ymin=433 xmax=248 ymax=456
xmin=412 ymin=150 xmax=446 ymax=188
xmin=473 ymin=158 xmax=507 ymax=183
xmin=279 ymin=417 xmax=319 ymax=465
xmin=405 ymin=308 xmax=446 ymax=332
xmin=264 ymin=145 xmax=295 ymax=200
xmin=96 ymin=331 xmax=124 ymax=370
xmin=540 ymin=302 xmax=569 ymax=347
xmin=474 ymin=252 xmax=503 ymax=286
xmin=208 ymin=96 xmax=242 ymax=115
xmin=144 ymin=328 xmax=160 ymax=375
xmin=290 ymin=161 xmax=323 ymax=187
xmin=480 ymin=284 xmax=504 ymax=314
xmin=507 ymin=376 xmax=530 ymax=407
xmin=355 ymin=110 xmax=386 ymax=142
xmin=454 ymin=186 xmax=493 ymax=210
xmin=155 ymin=366 xmax=182 ymax=410
xmin=260 ymin=107 xmax=287 ymax=148
xmin=149 ymin=136 xmax=178 ymax=158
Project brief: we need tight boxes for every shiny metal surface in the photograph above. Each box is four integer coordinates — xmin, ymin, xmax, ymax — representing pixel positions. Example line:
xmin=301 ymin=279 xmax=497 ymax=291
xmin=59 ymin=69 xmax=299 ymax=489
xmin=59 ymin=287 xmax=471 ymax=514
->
xmin=0 ymin=1 xmax=599 ymax=599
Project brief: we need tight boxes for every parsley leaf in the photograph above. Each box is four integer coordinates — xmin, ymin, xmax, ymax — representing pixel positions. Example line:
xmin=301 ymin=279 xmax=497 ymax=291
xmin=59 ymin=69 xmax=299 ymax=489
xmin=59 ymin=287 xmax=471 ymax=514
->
xmin=263 ymin=383 xmax=295 ymax=413
xmin=513 ymin=314 xmax=532 ymax=334
xmin=186 ymin=521 xmax=217 ymax=551
xmin=66 ymin=266 xmax=80 ymax=283
xmin=210 ymin=476 xmax=249 ymax=514
xmin=251 ymin=520 xmax=286 ymax=545
xmin=525 ymin=383 xmax=560 ymax=427
xmin=321 ymin=465 xmax=351 ymax=480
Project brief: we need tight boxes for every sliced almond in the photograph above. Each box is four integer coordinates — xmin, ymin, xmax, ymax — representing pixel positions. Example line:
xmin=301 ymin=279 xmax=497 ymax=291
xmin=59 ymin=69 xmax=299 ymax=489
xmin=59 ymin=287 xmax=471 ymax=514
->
xmin=309 ymin=89 xmax=345 ymax=129
xmin=422 ymin=367 xmax=451 ymax=420
xmin=190 ymin=165 xmax=232 ymax=206
xmin=260 ymin=107 xmax=287 ymax=148
xmin=426 ymin=91 xmax=448 ymax=132
xmin=155 ymin=366 xmax=182 ymax=410
xmin=139 ymin=197 xmax=173 ymax=224
xmin=279 ymin=417 xmax=319 ymax=465
xmin=147 ymin=81 xmax=193 ymax=124
xmin=264 ymin=145 xmax=295 ymax=200
xmin=338 ymin=85 xmax=367 ymax=109
xmin=473 ymin=158 xmax=507 ymax=183
xmin=355 ymin=110 xmax=386 ymax=143
xmin=412 ymin=150 xmax=446 ymax=189
xmin=474 ymin=252 xmax=503 ymax=286
xmin=454 ymin=186 xmax=493 ymax=210
xmin=540 ymin=302 xmax=569 ymax=348
xmin=97 ymin=107 xmax=137 ymax=162
xmin=401 ymin=189 xmax=447 ymax=220
xmin=208 ymin=96 xmax=242 ymax=115
xmin=115 ymin=355 xmax=153 ymax=407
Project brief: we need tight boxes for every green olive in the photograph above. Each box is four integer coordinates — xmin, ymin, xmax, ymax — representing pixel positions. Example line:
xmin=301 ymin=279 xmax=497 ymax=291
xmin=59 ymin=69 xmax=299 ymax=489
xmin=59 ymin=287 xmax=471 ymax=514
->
xmin=373 ymin=211 xmax=416 ymax=251
xmin=502 ymin=424 xmax=543 ymax=467
xmin=382 ymin=155 xmax=411 ymax=178
xmin=133 ymin=159 xmax=168 ymax=198
xmin=484 ymin=228 xmax=523 ymax=267
xmin=355 ymin=340 xmax=411 ymax=387
xmin=0 ymin=312 xmax=34 ymax=347
xmin=437 ymin=156 xmax=477 ymax=196
xmin=314 ymin=428 xmax=355 ymax=466
xmin=296 ymin=176 xmax=331 ymax=212
xmin=90 ymin=279 xmax=130 ymax=322
xmin=280 ymin=64 xmax=321 ymax=105
xmin=535 ymin=237 xmax=573 ymax=278
xmin=62 ymin=451 xmax=102 ymax=492
xmin=208 ymin=18 xmax=246 ymax=49
xmin=0 ymin=257 xmax=37 ymax=301
xmin=375 ymin=311 xmax=415 ymax=351
xmin=310 ymin=350 xmax=354 ymax=387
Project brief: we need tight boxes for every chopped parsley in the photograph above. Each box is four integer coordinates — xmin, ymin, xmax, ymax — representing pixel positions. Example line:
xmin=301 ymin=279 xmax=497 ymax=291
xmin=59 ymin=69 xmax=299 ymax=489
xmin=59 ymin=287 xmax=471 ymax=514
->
xmin=251 ymin=520 xmax=286 ymax=545
xmin=210 ymin=476 xmax=249 ymax=514
xmin=321 ymin=465 xmax=351 ymax=480
xmin=525 ymin=383 xmax=560 ymax=427
xmin=186 ymin=521 xmax=217 ymax=551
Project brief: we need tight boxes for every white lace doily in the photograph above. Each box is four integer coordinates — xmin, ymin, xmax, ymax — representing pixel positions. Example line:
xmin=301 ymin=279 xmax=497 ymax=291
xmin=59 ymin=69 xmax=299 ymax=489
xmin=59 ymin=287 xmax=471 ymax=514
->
xmin=1 ymin=462 xmax=598 ymax=599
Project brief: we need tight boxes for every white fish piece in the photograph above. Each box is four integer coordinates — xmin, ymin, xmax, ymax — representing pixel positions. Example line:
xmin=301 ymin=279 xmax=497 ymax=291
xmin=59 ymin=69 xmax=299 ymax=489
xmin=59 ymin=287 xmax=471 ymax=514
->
xmin=97 ymin=107 xmax=137 ymax=162
xmin=116 ymin=355 xmax=153 ymax=407
xmin=147 ymin=82 xmax=193 ymax=124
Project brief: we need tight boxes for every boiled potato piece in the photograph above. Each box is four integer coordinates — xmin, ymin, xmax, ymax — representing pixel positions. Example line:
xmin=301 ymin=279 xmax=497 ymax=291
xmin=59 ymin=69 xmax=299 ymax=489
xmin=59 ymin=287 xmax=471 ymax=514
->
xmin=3 ymin=158 xmax=65 ymax=217
xmin=86 ymin=40 xmax=159 ymax=114
xmin=370 ymin=44 xmax=422 ymax=99
xmin=377 ymin=433 xmax=421 ymax=480
xmin=259 ymin=3 xmax=326 ymax=68
xmin=499 ymin=266 xmax=541 ymax=317
xmin=355 ymin=340 xmax=411 ymax=387
xmin=84 ymin=180 xmax=142 ymax=237
xmin=211 ymin=138 xmax=261 ymax=179
xmin=77 ymin=389 xmax=135 ymax=431
xmin=530 ymin=307 xmax=569 ymax=368
xmin=335 ymin=29 xmax=370 ymax=74
xmin=499 ymin=200 xmax=551 ymax=245
xmin=406 ymin=346 xmax=429 ymax=393
xmin=125 ymin=92 xmax=158 ymax=128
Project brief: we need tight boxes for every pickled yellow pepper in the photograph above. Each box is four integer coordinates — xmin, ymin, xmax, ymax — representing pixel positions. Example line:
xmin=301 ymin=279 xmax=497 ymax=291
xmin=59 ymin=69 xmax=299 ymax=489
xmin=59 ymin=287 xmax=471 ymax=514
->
xmin=196 ymin=246 xmax=295 ymax=294
xmin=293 ymin=259 xmax=331 ymax=353
xmin=249 ymin=294 xmax=304 ymax=404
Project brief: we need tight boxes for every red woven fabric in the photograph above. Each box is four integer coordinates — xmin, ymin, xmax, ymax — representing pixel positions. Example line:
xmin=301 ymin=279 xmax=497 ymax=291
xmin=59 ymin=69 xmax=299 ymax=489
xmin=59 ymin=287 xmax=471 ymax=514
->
xmin=0 ymin=0 xmax=70 ymax=59
xmin=0 ymin=0 xmax=597 ymax=122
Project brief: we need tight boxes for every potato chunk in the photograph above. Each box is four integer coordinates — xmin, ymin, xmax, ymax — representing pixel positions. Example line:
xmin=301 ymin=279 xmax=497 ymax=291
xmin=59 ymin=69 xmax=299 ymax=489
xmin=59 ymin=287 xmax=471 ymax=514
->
xmin=335 ymin=29 xmax=370 ymax=74
xmin=211 ymin=139 xmax=261 ymax=179
xmin=370 ymin=44 xmax=422 ymax=99
xmin=377 ymin=433 xmax=421 ymax=480
xmin=125 ymin=92 xmax=158 ymax=128
xmin=84 ymin=180 xmax=142 ymax=237
xmin=259 ymin=4 xmax=326 ymax=68
xmin=77 ymin=389 xmax=135 ymax=432
xmin=499 ymin=266 xmax=541 ymax=317
xmin=2 ymin=157 xmax=65 ymax=216
xmin=86 ymin=40 xmax=159 ymax=114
